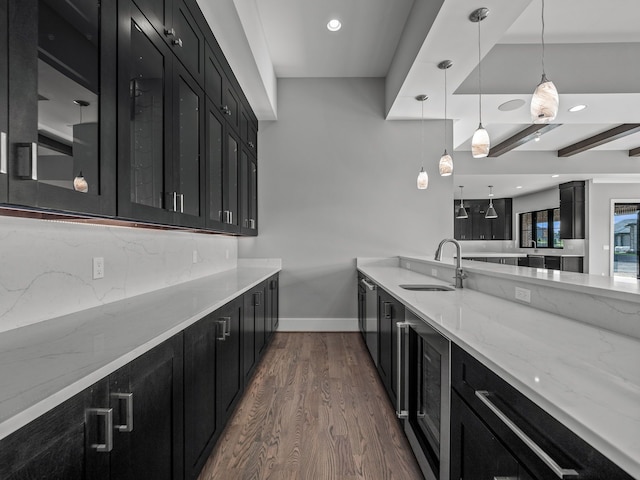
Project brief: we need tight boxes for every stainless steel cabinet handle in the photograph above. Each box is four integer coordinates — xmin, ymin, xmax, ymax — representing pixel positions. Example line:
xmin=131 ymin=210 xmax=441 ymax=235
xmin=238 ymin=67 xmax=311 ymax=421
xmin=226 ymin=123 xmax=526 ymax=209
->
xmin=475 ymin=390 xmax=579 ymax=478
xmin=224 ymin=317 xmax=231 ymax=337
xmin=216 ymin=319 xmax=227 ymax=341
xmin=1 ymin=132 xmax=6 ymax=174
xmin=360 ymin=278 xmax=376 ymax=291
xmin=16 ymin=142 xmax=37 ymax=180
xmin=178 ymin=193 xmax=184 ymax=213
xmin=88 ymin=408 xmax=113 ymax=452
xmin=230 ymin=211 xmax=233 ymax=224
xmin=112 ymin=392 xmax=134 ymax=432
xmin=172 ymin=38 xmax=183 ymax=47
xmin=164 ymin=27 xmax=175 ymax=37
xmin=383 ymin=301 xmax=392 ymax=319
xmin=172 ymin=192 xmax=178 ymax=212
xmin=250 ymin=219 xmax=256 ymax=229
xmin=254 ymin=291 xmax=262 ymax=306
xmin=395 ymin=322 xmax=411 ymax=419
xmin=248 ymin=141 xmax=255 ymax=149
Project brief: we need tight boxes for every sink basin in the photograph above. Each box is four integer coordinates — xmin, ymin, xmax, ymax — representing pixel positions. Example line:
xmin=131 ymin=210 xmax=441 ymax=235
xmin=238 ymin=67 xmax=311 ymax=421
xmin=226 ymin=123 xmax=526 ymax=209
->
xmin=399 ymin=284 xmax=455 ymax=292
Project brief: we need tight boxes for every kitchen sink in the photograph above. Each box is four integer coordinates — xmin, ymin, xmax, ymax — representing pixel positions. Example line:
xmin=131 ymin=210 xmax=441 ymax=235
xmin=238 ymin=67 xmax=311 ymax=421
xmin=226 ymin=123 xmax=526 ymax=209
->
xmin=399 ymin=284 xmax=455 ymax=291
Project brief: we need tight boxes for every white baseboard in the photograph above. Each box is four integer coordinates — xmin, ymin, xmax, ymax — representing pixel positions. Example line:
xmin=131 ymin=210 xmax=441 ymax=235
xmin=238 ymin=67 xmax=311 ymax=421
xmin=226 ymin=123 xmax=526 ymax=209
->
xmin=277 ymin=318 xmax=358 ymax=332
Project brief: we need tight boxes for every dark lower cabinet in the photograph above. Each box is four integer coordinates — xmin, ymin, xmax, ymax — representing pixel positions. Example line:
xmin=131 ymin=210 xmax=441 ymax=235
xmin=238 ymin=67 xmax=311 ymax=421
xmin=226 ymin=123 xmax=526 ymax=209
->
xmin=451 ymin=344 xmax=633 ymax=480
xmin=243 ymin=281 xmax=267 ymax=382
xmin=0 ymin=380 xmax=109 ymax=480
xmin=265 ymin=274 xmax=279 ymax=341
xmin=109 ymin=334 xmax=184 ymax=480
xmin=377 ymin=288 xmax=403 ymax=406
xmin=184 ymin=297 xmax=243 ymax=480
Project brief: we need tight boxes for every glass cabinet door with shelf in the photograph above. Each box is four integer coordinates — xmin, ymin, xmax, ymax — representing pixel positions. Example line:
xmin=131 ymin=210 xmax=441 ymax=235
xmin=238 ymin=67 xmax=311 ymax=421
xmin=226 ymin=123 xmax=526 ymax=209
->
xmin=8 ymin=0 xmax=116 ymax=215
xmin=0 ymin=0 xmax=7 ymax=202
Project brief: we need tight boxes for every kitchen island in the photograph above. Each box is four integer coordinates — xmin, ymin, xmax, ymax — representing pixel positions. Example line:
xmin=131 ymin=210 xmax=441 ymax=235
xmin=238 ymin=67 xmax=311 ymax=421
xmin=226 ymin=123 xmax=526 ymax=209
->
xmin=357 ymin=256 xmax=640 ymax=479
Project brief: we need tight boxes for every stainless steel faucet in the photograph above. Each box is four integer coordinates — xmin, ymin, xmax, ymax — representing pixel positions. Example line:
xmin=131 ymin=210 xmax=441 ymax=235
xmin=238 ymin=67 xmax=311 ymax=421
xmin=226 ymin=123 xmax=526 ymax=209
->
xmin=531 ymin=240 xmax=537 ymax=248
xmin=434 ymin=238 xmax=467 ymax=288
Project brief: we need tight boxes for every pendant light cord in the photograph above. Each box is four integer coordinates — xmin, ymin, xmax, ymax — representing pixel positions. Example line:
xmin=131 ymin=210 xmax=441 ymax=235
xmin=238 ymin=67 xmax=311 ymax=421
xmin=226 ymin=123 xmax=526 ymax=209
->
xmin=444 ymin=67 xmax=447 ymax=147
xmin=421 ymin=100 xmax=424 ymax=168
xmin=540 ymin=0 xmax=546 ymax=75
xmin=477 ymin=19 xmax=483 ymax=124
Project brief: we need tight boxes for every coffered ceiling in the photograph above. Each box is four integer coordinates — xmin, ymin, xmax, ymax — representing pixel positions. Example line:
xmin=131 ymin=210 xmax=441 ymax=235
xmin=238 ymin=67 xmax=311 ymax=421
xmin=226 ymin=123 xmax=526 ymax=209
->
xmin=198 ymin=0 xmax=640 ymax=198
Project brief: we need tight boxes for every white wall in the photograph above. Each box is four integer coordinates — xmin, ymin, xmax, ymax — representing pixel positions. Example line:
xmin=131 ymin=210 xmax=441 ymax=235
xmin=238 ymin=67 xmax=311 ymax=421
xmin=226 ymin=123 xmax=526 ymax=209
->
xmin=0 ymin=216 xmax=237 ymax=332
xmin=588 ymin=182 xmax=640 ymax=276
xmin=239 ymin=78 xmax=453 ymax=329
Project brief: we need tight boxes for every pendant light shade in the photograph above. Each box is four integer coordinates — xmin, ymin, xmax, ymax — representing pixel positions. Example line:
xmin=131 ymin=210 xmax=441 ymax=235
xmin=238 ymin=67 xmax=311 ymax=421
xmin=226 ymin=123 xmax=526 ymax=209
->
xmin=416 ymin=95 xmax=429 ymax=190
xmin=417 ymin=167 xmax=429 ymax=189
xmin=437 ymin=60 xmax=454 ymax=176
xmin=531 ymin=0 xmax=558 ymax=123
xmin=485 ymin=185 xmax=498 ymax=219
xmin=439 ymin=151 xmax=453 ymax=176
xmin=471 ymin=125 xmax=490 ymax=158
xmin=456 ymin=186 xmax=468 ymax=219
xmin=531 ymin=74 xmax=559 ymax=123
xmin=470 ymin=8 xmax=490 ymax=158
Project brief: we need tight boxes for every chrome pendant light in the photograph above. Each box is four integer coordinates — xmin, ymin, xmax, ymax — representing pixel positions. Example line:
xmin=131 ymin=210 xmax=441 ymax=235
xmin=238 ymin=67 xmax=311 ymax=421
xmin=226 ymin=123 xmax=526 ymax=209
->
xmin=470 ymin=8 xmax=490 ymax=158
xmin=531 ymin=0 xmax=558 ymax=123
xmin=456 ymin=186 xmax=468 ymax=219
xmin=416 ymin=95 xmax=429 ymax=190
xmin=485 ymin=185 xmax=498 ymax=218
xmin=438 ymin=60 xmax=453 ymax=176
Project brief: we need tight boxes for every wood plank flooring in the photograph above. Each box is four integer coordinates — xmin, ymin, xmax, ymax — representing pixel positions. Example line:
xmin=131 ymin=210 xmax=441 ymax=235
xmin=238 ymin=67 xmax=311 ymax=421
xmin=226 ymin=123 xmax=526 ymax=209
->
xmin=198 ymin=332 xmax=423 ymax=480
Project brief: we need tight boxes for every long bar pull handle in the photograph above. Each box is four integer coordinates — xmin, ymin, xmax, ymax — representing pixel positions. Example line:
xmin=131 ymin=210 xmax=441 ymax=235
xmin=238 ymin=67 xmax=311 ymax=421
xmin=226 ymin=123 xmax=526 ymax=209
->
xmin=16 ymin=142 xmax=37 ymax=180
xmin=178 ymin=193 xmax=184 ymax=213
xmin=112 ymin=392 xmax=134 ymax=432
xmin=1 ymin=132 xmax=7 ymax=174
xmin=216 ymin=319 xmax=227 ymax=341
xmin=395 ymin=321 xmax=411 ymax=419
xmin=172 ymin=192 xmax=178 ymax=212
xmin=383 ymin=301 xmax=392 ymax=319
xmin=218 ymin=316 xmax=231 ymax=338
xmin=360 ymin=278 xmax=375 ymax=291
xmin=475 ymin=390 xmax=579 ymax=478
xmin=88 ymin=408 xmax=113 ymax=452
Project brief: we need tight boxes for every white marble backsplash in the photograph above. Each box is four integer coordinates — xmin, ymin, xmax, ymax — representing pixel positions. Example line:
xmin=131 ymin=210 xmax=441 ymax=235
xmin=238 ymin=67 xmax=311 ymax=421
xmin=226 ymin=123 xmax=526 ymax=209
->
xmin=0 ymin=216 xmax=237 ymax=332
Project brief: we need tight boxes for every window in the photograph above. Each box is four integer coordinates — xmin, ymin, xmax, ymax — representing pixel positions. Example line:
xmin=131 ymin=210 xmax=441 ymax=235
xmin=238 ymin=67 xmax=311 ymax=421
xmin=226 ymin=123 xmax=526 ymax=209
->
xmin=519 ymin=208 xmax=563 ymax=248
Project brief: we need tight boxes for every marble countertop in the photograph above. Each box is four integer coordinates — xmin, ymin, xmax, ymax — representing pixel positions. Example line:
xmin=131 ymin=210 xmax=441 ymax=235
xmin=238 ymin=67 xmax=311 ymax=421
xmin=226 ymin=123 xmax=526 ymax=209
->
xmin=461 ymin=253 xmax=527 ymax=258
xmin=0 ymin=261 xmax=280 ymax=441
xmin=357 ymin=258 xmax=640 ymax=478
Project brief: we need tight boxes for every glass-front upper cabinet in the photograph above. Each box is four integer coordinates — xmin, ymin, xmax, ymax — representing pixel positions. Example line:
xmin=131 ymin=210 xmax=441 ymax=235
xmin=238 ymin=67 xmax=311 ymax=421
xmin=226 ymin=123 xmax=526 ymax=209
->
xmin=8 ymin=0 xmax=116 ymax=215
xmin=0 ymin=0 xmax=8 ymax=202
xmin=205 ymin=98 xmax=225 ymax=230
xmin=118 ymin=0 xmax=204 ymax=228
xmin=240 ymin=147 xmax=257 ymax=236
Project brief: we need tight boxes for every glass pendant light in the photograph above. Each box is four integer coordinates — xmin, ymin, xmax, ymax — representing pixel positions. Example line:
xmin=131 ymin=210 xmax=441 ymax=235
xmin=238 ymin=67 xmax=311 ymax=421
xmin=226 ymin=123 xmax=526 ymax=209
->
xmin=416 ymin=95 xmax=429 ymax=190
xmin=531 ymin=0 xmax=558 ymax=123
xmin=485 ymin=185 xmax=498 ymax=218
xmin=438 ymin=60 xmax=453 ymax=176
xmin=456 ymin=186 xmax=468 ymax=219
xmin=470 ymin=8 xmax=490 ymax=158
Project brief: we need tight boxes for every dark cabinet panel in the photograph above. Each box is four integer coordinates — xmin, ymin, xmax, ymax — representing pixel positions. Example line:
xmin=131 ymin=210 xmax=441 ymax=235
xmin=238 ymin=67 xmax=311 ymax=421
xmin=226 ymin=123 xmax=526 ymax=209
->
xmin=454 ymin=201 xmax=473 ymax=240
xmin=7 ymin=0 xmax=116 ymax=215
xmin=265 ymin=274 xmax=279 ymax=339
xmin=560 ymin=181 xmax=585 ymax=239
xmin=205 ymin=100 xmax=225 ymax=230
xmin=0 ymin=0 xmax=7 ymax=202
xmin=224 ymin=130 xmax=240 ymax=232
xmin=377 ymin=288 xmax=403 ymax=406
xmin=109 ymin=334 xmax=184 ymax=480
xmin=242 ymin=290 xmax=256 ymax=382
xmin=205 ymin=44 xmax=224 ymax=111
xmin=243 ymin=281 xmax=268 ymax=383
xmin=216 ymin=298 xmax=244 ymax=427
xmin=0 ymin=380 xmax=109 ymax=480
xmin=240 ymin=147 xmax=258 ymax=235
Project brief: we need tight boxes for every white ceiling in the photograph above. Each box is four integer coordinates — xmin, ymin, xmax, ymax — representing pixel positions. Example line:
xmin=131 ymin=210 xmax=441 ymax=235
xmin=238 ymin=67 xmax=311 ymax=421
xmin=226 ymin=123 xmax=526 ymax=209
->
xmin=198 ymin=0 xmax=640 ymax=199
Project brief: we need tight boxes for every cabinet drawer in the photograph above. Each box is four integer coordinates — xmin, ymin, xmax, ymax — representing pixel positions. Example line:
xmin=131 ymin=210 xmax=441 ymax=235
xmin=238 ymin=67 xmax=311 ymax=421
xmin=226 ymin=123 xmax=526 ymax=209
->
xmin=451 ymin=344 xmax=633 ymax=479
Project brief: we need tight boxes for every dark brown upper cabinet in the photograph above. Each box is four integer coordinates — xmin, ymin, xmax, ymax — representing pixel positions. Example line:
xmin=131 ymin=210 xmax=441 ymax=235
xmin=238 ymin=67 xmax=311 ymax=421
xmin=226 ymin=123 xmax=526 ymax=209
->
xmin=559 ymin=181 xmax=585 ymax=239
xmin=0 ymin=0 xmax=7 ymax=203
xmin=7 ymin=0 xmax=117 ymax=215
xmin=131 ymin=0 xmax=204 ymax=85
xmin=453 ymin=198 xmax=512 ymax=241
xmin=117 ymin=1 xmax=205 ymax=229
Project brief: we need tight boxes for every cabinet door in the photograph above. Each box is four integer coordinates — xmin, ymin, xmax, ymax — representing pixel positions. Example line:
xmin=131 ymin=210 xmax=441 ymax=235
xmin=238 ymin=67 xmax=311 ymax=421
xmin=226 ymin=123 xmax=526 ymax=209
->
xmin=205 ymin=44 xmax=224 ymax=111
xmin=247 ymin=121 xmax=258 ymax=157
xmin=490 ymin=198 xmax=513 ymax=240
xmin=223 ymin=131 xmax=240 ymax=232
xmin=0 ymin=380 xmax=109 ymax=480
xmin=117 ymin=1 xmax=174 ymax=225
xmin=377 ymin=291 xmax=392 ymax=395
xmin=240 ymin=147 xmax=258 ymax=235
xmin=109 ymin=334 xmax=184 ymax=480
xmin=453 ymin=201 xmax=472 ymax=240
xmin=8 ymin=0 xmax=116 ymax=215
xmin=223 ymin=80 xmax=241 ymax=134
xmin=242 ymin=290 xmax=256 ymax=382
xmin=216 ymin=298 xmax=244 ymax=428
xmin=0 ymin=0 xmax=7 ymax=202
xmin=472 ymin=202 xmax=492 ymax=240
xmin=269 ymin=275 xmax=279 ymax=333
xmin=254 ymin=283 xmax=267 ymax=357
xmin=169 ymin=0 xmax=203 ymax=84
xmin=450 ymin=391 xmax=531 ymax=480
xmin=248 ymin=155 xmax=258 ymax=234
xmin=184 ymin=315 xmax=218 ymax=479
xmin=171 ymin=63 xmax=204 ymax=228
xmin=205 ymin=99 xmax=225 ymax=230
xmin=265 ymin=275 xmax=279 ymax=340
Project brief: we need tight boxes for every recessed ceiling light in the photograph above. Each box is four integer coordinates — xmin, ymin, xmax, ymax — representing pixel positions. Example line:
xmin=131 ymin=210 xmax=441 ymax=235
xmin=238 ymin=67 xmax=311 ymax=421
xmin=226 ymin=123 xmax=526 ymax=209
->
xmin=327 ymin=19 xmax=342 ymax=32
xmin=551 ymin=174 xmax=559 ymax=178
xmin=568 ymin=104 xmax=587 ymax=113
xmin=516 ymin=186 xmax=523 ymax=189
xmin=498 ymin=99 xmax=526 ymax=112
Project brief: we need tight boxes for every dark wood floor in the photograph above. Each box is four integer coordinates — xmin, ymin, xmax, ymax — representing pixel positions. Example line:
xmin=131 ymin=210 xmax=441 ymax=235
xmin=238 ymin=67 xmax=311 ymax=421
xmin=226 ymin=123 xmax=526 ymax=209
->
xmin=198 ymin=332 xmax=423 ymax=480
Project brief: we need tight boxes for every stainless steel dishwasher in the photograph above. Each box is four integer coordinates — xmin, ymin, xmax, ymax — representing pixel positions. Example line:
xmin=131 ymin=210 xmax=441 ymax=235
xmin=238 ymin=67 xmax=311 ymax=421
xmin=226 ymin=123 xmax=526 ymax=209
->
xmin=360 ymin=276 xmax=378 ymax=366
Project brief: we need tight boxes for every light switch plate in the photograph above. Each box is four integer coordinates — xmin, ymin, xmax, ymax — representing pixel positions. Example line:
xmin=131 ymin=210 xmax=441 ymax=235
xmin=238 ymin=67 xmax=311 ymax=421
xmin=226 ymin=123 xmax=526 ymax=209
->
xmin=515 ymin=286 xmax=531 ymax=303
xmin=93 ymin=257 xmax=104 ymax=279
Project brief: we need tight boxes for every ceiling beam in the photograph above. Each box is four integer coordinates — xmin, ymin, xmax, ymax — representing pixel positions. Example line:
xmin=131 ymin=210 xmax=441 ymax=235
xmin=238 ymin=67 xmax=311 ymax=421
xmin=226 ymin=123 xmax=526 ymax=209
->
xmin=558 ymin=124 xmax=640 ymax=157
xmin=629 ymin=146 xmax=640 ymax=157
xmin=488 ymin=124 xmax=562 ymax=157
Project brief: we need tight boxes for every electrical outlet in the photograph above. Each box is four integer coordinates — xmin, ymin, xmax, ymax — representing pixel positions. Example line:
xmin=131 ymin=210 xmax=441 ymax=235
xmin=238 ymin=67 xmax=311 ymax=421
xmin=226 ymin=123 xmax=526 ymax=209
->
xmin=192 ymin=250 xmax=198 ymax=264
xmin=431 ymin=269 xmax=438 ymax=277
xmin=515 ymin=286 xmax=531 ymax=303
xmin=93 ymin=257 xmax=104 ymax=280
